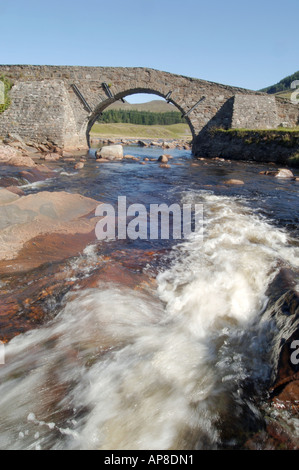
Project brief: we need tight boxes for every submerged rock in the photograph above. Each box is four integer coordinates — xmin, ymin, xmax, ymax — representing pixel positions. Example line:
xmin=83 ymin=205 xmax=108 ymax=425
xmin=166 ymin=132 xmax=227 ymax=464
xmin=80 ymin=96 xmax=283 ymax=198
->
xmin=74 ymin=162 xmax=85 ymax=170
xmin=159 ymin=163 xmax=171 ymax=169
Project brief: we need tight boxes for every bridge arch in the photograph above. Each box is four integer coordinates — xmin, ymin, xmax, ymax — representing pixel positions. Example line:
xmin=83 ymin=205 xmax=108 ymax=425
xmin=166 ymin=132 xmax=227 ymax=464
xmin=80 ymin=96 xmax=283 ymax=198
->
xmin=85 ymin=87 xmax=195 ymax=148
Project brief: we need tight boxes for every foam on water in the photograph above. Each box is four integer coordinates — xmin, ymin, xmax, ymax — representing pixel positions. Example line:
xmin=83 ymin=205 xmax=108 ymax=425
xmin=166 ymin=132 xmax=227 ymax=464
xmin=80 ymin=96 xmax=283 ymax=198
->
xmin=0 ymin=191 xmax=298 ymax=450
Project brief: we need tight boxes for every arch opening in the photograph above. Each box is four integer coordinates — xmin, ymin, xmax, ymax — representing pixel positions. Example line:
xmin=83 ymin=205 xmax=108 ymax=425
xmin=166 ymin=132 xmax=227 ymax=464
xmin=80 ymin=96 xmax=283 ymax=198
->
xmin=86 ymin=89 xmax=195 ymax=148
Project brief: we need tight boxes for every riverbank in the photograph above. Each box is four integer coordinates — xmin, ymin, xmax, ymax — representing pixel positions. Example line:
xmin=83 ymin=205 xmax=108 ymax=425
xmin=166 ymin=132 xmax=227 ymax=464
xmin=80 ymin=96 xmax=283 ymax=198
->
xmin=193 ymin=128 xmax=299 ymax=166
xmin=90 ymin=122 xmax=192 ymax=140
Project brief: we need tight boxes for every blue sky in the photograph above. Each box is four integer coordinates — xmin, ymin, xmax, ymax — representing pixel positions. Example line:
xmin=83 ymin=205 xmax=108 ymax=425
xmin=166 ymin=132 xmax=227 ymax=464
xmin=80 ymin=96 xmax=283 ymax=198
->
xmin=0 ymin=0 xmax=298 ymax=103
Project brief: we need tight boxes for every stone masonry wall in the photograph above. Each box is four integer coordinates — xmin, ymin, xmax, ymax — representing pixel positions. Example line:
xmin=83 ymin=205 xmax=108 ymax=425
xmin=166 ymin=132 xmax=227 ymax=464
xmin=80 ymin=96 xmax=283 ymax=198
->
xmin=231 ymin=94 xmax=279 ymax=129
xmin=0 ymin=80 xmax=82 ymax=148
xmin=276 ymin=97 xmax=299 ymax=128
xmin=0 ymin=65 xmax=298 ymax=149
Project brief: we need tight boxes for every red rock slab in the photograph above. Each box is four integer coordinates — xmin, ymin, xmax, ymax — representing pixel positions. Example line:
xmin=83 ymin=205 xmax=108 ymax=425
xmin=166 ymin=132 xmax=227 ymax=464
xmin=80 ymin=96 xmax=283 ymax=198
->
xmin=77 ymin=262 xmax=155 ymax=292
xmin=0 ymin=229 xmax=98 ymax=274
xmin=272 ymin=380 xmax=299 ymax=410
xmin=245 ymin=420 xmax=299 ymax=450
xmin=0 ymin=270 xmax=75 ymax=343
xmin=0 ymin=246 xmax=158 ymax=343
xmin=5 ymin=186 xmax=25 ymax=196
xmin=0 ymin=176 xmax=20 ymax=187
xmin=19 ymin=166 xmax=55 ymax=183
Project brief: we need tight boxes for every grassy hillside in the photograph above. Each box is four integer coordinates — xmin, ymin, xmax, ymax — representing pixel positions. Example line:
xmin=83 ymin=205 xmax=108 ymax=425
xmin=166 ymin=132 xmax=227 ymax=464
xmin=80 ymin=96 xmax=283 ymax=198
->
xmin=260 ymin=71 xmax=299 ymax=95
xmin=274 ymin=90 xmax=294 ymax=100
xmin=108 ymin=99 xmax=178 ymax=113
xmin=90 ymin=122 xmax=192 ymax=139
xmin=90 ymin=99 xmax=190 ymax=139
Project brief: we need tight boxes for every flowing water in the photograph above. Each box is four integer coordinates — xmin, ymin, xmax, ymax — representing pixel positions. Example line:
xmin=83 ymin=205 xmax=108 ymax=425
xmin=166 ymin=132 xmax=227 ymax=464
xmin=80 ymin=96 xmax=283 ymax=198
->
xmin=0 ymin=146 xmax=298 ymax=450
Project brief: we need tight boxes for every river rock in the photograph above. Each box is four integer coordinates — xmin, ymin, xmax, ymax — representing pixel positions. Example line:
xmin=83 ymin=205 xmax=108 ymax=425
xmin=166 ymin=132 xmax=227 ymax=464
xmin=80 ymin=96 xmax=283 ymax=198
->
xmin=124 ymin=155 xmax=139 ymax=161
xmin=158 ymin=155 xmax=169 ymax=163
xmin=275 ymin=169 xmax=295 ymax=179
xmin=19 ymin=165 xmax=55 ymax=184
xmin=74 ymin=162 xmax=84 ymax=170
xmin=163 ymin=142 xmax=176 ymax=149
xmin=96 ymin=145 xmax=123 ymax=161
xmin=150 ymin=141 xmax=162 ymax=147
xmin=261 ymin=169 xmax=295 ymax=179
xmin=43 ymin=153 xmax=60 ymax=162
xmin=159 ymin=164 xmax=171 ymax=169
xmin=6 ymin=156 xmax=36 ymax=167
xmin=0 ymin=144 xmax=22 ymax=162
xmin=0 ymin=176 xmax=20 ymax=188
xmin=224 ymin=179 xmax=245 ymax=185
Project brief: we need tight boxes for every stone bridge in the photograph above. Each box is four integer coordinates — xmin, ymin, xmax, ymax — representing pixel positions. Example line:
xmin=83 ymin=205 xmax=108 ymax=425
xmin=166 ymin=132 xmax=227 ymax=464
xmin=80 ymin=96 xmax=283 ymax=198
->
xmin=0 ymin=65 xmax=298 ymax=151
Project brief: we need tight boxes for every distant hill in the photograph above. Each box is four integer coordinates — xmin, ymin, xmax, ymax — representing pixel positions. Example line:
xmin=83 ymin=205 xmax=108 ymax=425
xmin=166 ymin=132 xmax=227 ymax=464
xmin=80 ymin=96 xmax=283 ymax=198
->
xmin=260 ymin=71 xmax=299 ymax=97
xmin=108 ymin=99 xmax=177 ymax=113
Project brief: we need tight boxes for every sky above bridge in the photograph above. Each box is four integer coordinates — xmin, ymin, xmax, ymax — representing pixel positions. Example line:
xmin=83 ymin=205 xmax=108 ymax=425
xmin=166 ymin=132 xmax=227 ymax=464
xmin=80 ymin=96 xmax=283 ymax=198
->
xmin=0 ymin=0 xmax=297 ymax=103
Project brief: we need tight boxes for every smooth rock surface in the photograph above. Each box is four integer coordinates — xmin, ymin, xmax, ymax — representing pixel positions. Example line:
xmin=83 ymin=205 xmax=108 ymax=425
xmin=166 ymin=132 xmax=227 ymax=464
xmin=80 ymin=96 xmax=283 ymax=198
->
xmin=0 ymin=191 xmax=100 ymax=261
xmin=96 ymin=145 xmax=123 ymax=160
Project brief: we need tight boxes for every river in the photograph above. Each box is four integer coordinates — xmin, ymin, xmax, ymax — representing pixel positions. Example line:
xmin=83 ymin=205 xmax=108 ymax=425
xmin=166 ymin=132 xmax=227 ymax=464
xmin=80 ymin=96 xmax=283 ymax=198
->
xmin=0 ymin=146 xmax=298 ymax=450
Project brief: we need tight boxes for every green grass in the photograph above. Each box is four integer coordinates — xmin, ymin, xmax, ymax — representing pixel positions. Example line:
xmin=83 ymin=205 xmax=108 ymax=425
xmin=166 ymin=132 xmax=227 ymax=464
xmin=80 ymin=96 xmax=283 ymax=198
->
xmin=0 ymin=75 xmax=13 ymax=113
xmin=90 ymin=122 xmax=192 ymax=139
xmin=275 ymin=90 xmax=294 ymax=100
xmin=108 ymin=99 xmax=178 ymax=113
xmin=287 ymin=153 xmax=299 ymax=167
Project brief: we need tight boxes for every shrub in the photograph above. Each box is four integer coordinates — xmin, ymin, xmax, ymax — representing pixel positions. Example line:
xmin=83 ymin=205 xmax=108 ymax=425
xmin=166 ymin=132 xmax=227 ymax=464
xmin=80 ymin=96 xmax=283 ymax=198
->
xmin=0 ymin=75 xmax=13 ymax=113
xmin=287 ymin=153 xmax=299 ymax=167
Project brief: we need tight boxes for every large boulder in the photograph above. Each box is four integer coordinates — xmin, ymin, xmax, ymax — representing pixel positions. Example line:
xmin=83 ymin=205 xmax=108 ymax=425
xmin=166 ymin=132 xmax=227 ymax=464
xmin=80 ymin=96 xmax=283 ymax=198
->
xmin=96 ymin=145 xmax=123 ymax=161
xmin=6 ymin=156 xmax=36 ymax=167
xmin=275 ymin=168 xmax=295 ymax=179
xmin=0 ymin=144 xmax=21 ymax=162
xmin=0 ymin=188 xmax=20 ymax=205
xmin=261 ymin=168 xmax=295 ymax=179
xmin=0 ymin=144 xmax=36 ymax=167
